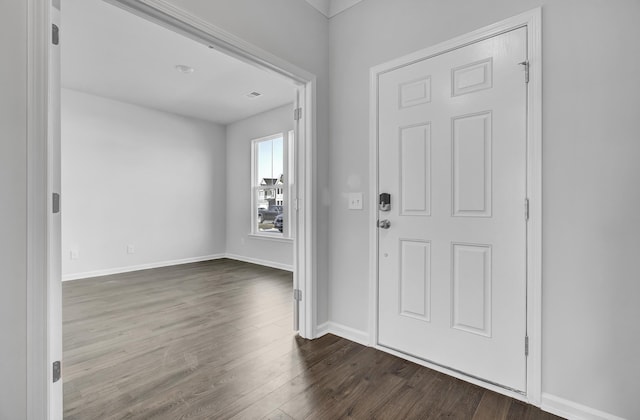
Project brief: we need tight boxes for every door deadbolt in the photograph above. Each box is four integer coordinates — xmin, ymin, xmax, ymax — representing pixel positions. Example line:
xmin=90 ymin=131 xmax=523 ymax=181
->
xmin=378 ymin=219 xmax=391 ymax=229
xmin=379 ymin=193 xmax=391 ymax=211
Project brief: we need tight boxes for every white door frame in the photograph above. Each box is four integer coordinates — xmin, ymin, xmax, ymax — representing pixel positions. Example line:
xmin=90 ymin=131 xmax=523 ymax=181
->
xmin=368 ymin=8 xmax=542 ymax=405
xmin=26 ymin=0 xmax=318 ymax=418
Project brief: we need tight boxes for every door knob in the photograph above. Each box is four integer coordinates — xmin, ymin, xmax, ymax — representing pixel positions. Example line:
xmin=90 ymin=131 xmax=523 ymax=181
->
xmin=378 ymin=219 xmax=391 ymax=229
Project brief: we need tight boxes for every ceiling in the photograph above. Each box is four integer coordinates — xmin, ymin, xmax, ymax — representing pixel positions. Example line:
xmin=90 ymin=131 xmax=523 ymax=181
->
xmin=61 ymin=0 xmax=296 ymax=125
xmin=304 ymin=0 xmax=363 ymax=18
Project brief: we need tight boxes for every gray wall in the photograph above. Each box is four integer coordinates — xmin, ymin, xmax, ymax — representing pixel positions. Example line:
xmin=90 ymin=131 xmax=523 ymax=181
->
xmin=0 ymin=2 xmax=27 ymax=419
xmin=226 ymin=104 xmax=294 ymax=269
xmin=328 ymin=0 xmax=640 ymax=418
xmin=61 ymin=89 xmax=227 ymax=278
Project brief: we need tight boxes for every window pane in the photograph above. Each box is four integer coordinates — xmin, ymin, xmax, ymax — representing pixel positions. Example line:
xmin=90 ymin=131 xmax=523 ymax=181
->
xmin=257 ymin=136 xmax=283 ymax=182
xmin=256 ymin=190 xmax=283 ymax=233
xmin=255 ymin=135 xmax=285 ymax=234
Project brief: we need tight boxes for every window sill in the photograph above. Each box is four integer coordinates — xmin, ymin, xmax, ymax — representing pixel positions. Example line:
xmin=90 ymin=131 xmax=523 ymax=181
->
xmin=248 ymin=233 xmax=294 ymax=243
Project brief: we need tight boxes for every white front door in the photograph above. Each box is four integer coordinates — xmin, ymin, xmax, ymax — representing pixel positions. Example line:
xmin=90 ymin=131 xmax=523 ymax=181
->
xmin=377 ymin=27 xmax=528 ymax=391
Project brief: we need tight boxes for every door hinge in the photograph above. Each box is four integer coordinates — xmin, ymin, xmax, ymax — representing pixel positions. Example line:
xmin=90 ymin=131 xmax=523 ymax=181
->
xmin=524 ymin=198 xmax=530 ymax=222
xmin=53 ymin=361 xmax=61 ymax=383
xmin=53 ymin=192 xmax=61 ymax=214
xmin=293 ymin=289 xmax=302 ymax=302
xmin=525 ymin=336 xmax=529 ymax=356
xmin=519 ymin=60 xmax=529 ymax=84
xmin=52 ymin=24 xmax=59 ymax=45
xmin=294 ymin=107 xmax=302 ymax=121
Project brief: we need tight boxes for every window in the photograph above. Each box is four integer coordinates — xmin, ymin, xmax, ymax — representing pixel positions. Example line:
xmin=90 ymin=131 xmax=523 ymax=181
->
xmin=251 ymin=131 xmax=294 ymax=237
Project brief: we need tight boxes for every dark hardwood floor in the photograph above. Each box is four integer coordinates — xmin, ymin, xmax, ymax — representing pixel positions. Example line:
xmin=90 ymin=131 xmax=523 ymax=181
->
xmin=63 ymin=258 xmax=561 ymax=419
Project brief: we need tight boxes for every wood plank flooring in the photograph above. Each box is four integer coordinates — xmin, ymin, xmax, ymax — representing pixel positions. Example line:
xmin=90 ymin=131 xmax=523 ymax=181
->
xmin=63 ymin=258 xmax=562 ymax=419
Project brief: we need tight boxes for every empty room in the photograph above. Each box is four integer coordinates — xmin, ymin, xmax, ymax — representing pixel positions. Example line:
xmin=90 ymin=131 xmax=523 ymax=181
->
xmin=1 ymin=1 xmax=639 ymax=420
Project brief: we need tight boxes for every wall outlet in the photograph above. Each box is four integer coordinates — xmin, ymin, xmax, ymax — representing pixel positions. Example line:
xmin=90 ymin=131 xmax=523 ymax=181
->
xmin=348 ymin=192 xmax=363 ymax=210
xmin=70 ymin=249 xmax=79 ymax=260
xmin=127 ymin=244 xmax=135 ymax=254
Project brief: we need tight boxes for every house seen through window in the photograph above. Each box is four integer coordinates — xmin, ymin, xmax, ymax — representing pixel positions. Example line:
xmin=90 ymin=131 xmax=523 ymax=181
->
xmin=252 ymin=131 xmax=294 ymax=237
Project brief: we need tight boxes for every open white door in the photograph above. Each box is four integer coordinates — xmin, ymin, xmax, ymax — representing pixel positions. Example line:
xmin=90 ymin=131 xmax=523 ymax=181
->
xmin=292 ymin=89 xmax=301 ymax=332
xmin=49 ymin=0 xmax=63 ymax=417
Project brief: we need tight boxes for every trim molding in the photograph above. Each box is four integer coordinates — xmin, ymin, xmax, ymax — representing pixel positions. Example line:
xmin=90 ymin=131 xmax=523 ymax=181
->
xmin=328 ymin=0 xmax=362 ymax=17
xmin=316 ymin=321 xmax=370 ymax=346
xmin=224 ymin=254 xmax=294 ymax=272
xmin=62 ymin=253 xmax=294 ymax=282
xmin=368 ymin=7 xmax=542 ymax=405
xmin=541 ymin=394 xmax=627 ymax=420
xmin=61 ymin=254 xmax=226 ymax=281
xmin=305 ymin=0 xmax=362 ymax=18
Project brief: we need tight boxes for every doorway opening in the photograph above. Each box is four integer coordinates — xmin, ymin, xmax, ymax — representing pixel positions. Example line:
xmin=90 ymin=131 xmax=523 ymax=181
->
xmin=27 ymin=0 xmax=317 ymax=417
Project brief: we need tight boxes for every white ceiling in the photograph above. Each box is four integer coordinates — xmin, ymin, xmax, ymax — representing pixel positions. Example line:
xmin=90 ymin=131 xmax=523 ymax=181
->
xmin=61 ymin=0 xmax=296 ymax=125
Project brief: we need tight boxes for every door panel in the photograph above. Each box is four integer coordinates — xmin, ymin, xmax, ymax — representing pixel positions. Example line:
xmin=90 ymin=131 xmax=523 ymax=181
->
xmin=399 ymin=239 xmax=431 ymax=321
xmin=377 ymin=27 xmax=527 ymax=391
xmin=399 ymin=124 xmax=431 ymax=216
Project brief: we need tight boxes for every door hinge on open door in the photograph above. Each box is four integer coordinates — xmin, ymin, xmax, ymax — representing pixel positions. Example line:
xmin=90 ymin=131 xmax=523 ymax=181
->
xmin=294 ymin=107 xmax=303 ymax=121
xmin=52 ymin=24 xmax=59 ymax=45
xmin=524 ymin=198 xmax=530 ymax=222
xmin=53 ymin=361 xmax=61 ymax=383
xmin=294 ymin=289 xmax=302 ymax=301
xmin=525 ymin=336 xmax=529 ymax=356
xmin=53 ymin=192 xmax=61 ymax=214
xmin=518 ymin=60 xmax=529 ymax=83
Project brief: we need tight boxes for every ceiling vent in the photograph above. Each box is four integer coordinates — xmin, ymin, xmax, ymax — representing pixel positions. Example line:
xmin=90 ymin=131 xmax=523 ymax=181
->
xmin=246 ymin=91 xmax=262 ymax=98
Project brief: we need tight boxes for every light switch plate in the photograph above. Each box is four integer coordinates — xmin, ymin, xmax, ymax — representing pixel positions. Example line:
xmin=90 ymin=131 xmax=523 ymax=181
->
xmin=348 ymin=193 xmax=363 ymax=210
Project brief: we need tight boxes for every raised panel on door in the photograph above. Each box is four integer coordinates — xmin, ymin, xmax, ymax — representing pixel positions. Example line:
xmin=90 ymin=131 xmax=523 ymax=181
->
xmin=400 ymin=124 xmax=431 ymax=216
xmin=452 ymin=112 xmax=492 ymax=217
xmin=399 ymin=240 xmax=431 ymax=322
xmin=451 ymin=243 xmax=492 ymax=337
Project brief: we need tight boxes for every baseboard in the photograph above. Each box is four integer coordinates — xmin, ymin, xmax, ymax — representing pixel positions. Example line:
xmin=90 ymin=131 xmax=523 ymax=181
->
xmin=224 ymin=253 xmax=294 ymax=272
xmin=61 ymin=254 xmax=226 ymax=281
xmin=316 ymin=321 xmax=330 ymax=338
xmin=318 ymin=321 xmax=370 ymax=346
xmin=541 ymin=393 xmax=627 ymax=420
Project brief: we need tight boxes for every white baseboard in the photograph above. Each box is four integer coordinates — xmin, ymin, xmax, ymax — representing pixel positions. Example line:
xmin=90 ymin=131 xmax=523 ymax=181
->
xmin=316 ymin=321 xmax=330 ymax=337
xmin=224 ymin=253 xmax=294 ymax=272
xmin=541 ymin=393 xmax=627 ymax=420
xmin=316 ymin=321 xmax=370 ymax=346
xmin=61 ymin=254 xmax=225 ymax=281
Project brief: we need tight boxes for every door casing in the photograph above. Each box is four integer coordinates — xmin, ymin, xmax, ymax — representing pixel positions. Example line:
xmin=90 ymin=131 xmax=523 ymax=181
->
xmin=368 ymin=8 xmax=542 ymax=405
xmin=26 ymin=0 xmax=319 ymax=418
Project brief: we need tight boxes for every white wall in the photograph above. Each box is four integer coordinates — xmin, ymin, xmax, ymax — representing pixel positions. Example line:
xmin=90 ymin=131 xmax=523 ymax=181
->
xmin=0 ymin=1 xmax=27 ymax=418
xmin=61 ymin=89 xmax=227 ymax=278
xmin=328 ymin=0 xmax=640 ymax=418
xmin=226 ymin=104 xmax=294 ymax=270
